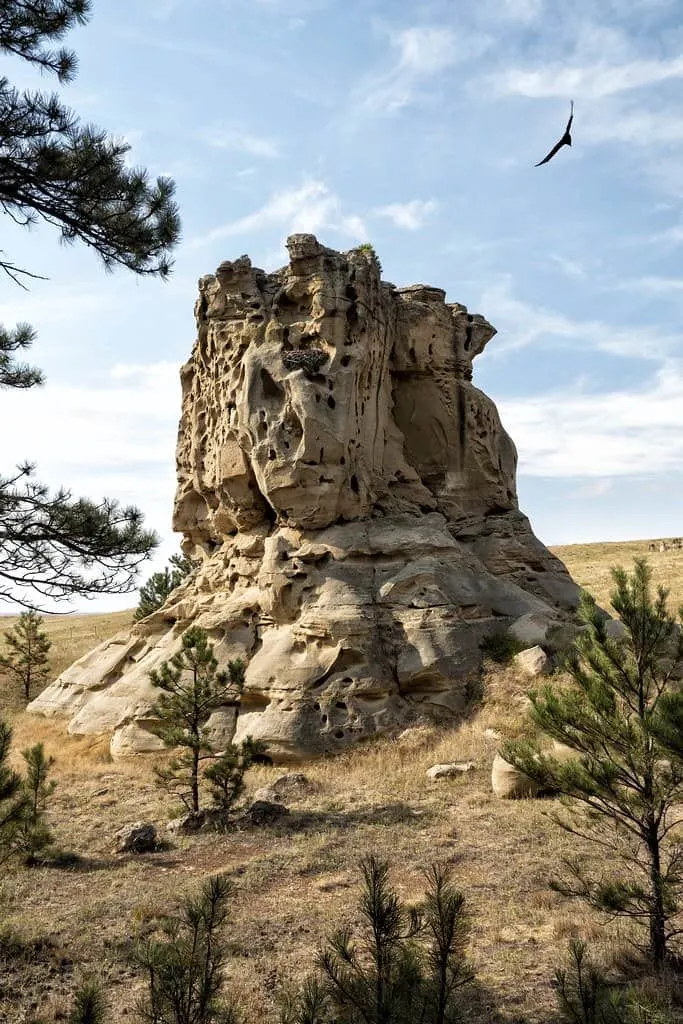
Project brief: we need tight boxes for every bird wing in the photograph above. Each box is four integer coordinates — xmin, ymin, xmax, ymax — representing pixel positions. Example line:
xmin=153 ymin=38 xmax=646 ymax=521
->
xmin=565 ymin=99 xmax=574 ymax=133
xmin=534 ymin=137 xmax=566 ymax=166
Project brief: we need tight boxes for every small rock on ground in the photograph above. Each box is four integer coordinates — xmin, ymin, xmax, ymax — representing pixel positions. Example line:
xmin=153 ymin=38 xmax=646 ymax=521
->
xmin=114 ymin=822 xmax=158 ymax=854
xmin=426 ymin=762 xmax=476 ymax=780
xmin=513 ymin=645 xmax=550 ymax=676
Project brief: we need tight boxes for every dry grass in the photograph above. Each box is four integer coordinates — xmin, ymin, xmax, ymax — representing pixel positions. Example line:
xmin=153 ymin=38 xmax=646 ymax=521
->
xmin=0 ymin=672 xmax=648 ymax=1024
xmin=552 ymin=537 xmax=683 ymax=614
xmin=0 ymin=540 xmax=681 ymax=1022
xmin=0 ymin=609 xmax=132 ymax=712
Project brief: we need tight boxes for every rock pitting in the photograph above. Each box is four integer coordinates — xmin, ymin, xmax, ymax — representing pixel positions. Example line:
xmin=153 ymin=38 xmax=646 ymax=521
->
xmin=28 ymin=235 xmax=580 ymax=761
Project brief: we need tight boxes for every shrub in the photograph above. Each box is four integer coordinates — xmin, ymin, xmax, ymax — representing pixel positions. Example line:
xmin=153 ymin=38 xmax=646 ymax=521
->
xmin=479 ymin=632 xmax=525 ymax=665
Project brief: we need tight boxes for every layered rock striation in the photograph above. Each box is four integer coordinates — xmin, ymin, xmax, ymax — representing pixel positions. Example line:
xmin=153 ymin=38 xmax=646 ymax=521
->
xmin=28 ymin=235 xmax=580 ymax=760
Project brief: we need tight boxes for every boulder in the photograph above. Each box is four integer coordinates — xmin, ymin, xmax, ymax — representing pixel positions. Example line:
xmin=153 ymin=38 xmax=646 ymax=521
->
xmin=491 ymin=753 xmax=539 ymax=799
xmin=268 ymin=772 xmax=310 ymax=798
xmin=110 ymin=722 xmax=166 ymax=758
xmin=239 ymin=800 xmax=288 ymax=825
xmin=604 ymin=619 xmax=628 ymax=640
xmin=513 ymin=646 xmax=550 ymax=677
xmin=508 ymin=613 xmax=557 ymax=647
xmin=114 ymin=822 xmax=157 ymax=854
xmin=426 ymin=762 xmax=476 ymax=780
xmin=28 ymin=236 xmax=580 ymax=761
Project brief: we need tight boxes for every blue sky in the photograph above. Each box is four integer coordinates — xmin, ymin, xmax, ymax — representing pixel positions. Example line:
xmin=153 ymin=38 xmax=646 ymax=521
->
xmin=2 ymin=0 xmax=683 ymax=610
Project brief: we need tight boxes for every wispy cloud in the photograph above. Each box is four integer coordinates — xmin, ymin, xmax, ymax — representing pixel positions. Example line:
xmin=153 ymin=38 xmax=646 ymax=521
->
xmin=479 ymin=278 xmax=681 ymax=360
xmin=580 ymin=106 xmax=683 ymax=147
xmin=500 ymin=361 xmax=683 ymax=477
xmin=197 ymin=124 xmax=280 ymax=158
xmin=374 ymin=199 xmax=437 ymax=230
xmin=356 ymin=26 xmax=481 ymax=115
xmin=487 ymin=54 xmax=683 ymax=100
xmin=187 ymin=180 xmax=366 ymax=250
xmin=548 ymin=254 xmax=588 ymax=279
xmin=620 ymin=276 xmax=683 ymax=293
xmin=500 ymin=0 xmax=544 ymax=21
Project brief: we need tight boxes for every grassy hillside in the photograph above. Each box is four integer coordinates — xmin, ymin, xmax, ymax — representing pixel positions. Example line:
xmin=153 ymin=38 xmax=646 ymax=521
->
xmin=553 ymin=537 xmax=683 ymax=613
xmin=0 ymin=540 xmax=680 ymax=1022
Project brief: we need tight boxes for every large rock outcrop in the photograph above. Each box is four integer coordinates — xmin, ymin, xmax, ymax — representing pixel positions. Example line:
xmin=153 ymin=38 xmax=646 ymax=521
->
xmin=28 ymin=236 xmax=580 ymax=760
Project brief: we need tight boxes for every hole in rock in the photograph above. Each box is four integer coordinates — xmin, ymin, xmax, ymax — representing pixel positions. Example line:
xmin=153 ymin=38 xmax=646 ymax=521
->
xmin=333 ymin=729 xmax=344 ymax=739
xmin=313 ymin=702 xmax=320 ymax=711
xmin=260 ymin=367 xmax=283 ymax=400
xmin=327 ymin=396 xmax=336 ymax=409
xmin=340 ymin=456 xmax=345 ymax=465
xmin=321 ymin=714 xmax=328 ymax=724
xmin=319 ymin=447 xmax=324 ymax=463
xmin=315 ymin=394 xmax=321 ymax=403
xmin=350 ymin=475 xmax=359 ymax=493
xmin=335 ymin=701 xmax=347 ymax=710
xmin=268 ymin=449 xmax=276 ymax=460
xmin=341 ymin=355 xmax=351 ymax=367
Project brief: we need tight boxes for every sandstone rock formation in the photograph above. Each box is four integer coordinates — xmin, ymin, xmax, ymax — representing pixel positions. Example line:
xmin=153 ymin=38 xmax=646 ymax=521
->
xmin=28 ymin=235 xmax=580 ymax=761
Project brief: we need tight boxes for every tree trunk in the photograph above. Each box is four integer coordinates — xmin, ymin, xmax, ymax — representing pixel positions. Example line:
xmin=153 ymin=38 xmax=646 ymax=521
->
xmin=647 ymin=827 xmax=666 ymax=969
xmin=191 ymin=744 xmax=200 ymax=814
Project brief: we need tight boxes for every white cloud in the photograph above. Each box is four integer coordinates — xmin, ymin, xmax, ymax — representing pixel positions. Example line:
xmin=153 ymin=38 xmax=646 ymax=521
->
xmin=374 ymin=199 xmax=437 ymax=230
xmin=488 ymin=54 xmax=683 ymax=99
xmin=0 ymin=284 xmax=116 ymax=334
xmin=499 ymin=361 xmax=683 ymax=477
xmin=500 ymin=0 xmax=544 ymax=20
xmin=650 ymin=223 xmax=683 ymax=246
xmin=623 ymin=276 xmax=683 ymax=293
xmin=548 ymin=254 xmax=588 ymax=279
xmin=0 ymin=361 xmax=182 ymax=609
xmin=197 ymin=125 xmax=280 ymax=158
xmin=187 ymin=180 xmax=366 ymax=249
xmin=580 ymin=106 xmax=683 ymax=146
xmin=356 ymin=26 xmax=481 ymax=115
xmin=479 ymin=278 xmax=681 ymax=360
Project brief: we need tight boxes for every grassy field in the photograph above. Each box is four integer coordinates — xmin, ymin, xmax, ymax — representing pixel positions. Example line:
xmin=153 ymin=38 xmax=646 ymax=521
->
xmin=0 ymin=540 xmax=681 ymax=1022
xmin=553 ymin=537 xmax=683 ymax=614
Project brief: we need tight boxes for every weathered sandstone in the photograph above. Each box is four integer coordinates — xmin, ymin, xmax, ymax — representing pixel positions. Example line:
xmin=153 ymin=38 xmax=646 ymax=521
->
xmin=28 ymin=235 xmax=580 ymax=760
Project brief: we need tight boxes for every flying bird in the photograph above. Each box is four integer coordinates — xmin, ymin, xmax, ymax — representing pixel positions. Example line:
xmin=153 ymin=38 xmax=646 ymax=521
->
xmin=535 ymin=101 xmax=574 ymax=167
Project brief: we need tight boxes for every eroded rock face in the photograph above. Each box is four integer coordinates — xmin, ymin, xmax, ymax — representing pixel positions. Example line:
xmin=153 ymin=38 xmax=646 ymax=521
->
xmin=28 ymin=236 xmax=580 ymax=760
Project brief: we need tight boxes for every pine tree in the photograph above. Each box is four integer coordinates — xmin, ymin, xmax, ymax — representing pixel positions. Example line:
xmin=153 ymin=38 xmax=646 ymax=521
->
xmin=15 ymin=742 xmax=56 ymax=863
xmin=133 ymin=874 xmax=239 ymax=1024
xmin=0 ymin=610 xmax=51 ymax=701
xmin=204 ymin=736 xmax=264 ymax=813
xmin=0 ymin=720 xmax=27 ymax=861
xmin=68 ymin=981 xmax=108 ymax=1024
xmin=135 ymin=554 xmax=196 ymax=621
xmin=503 ymin=559 xmax=683 ymax=969
xmin=0 ymin=1 xmax=181 ymax=609
xmin=308 ymin=856 xmax=472 ymax=1024
xmin=150 ymin=627 xmax=247 ymax=815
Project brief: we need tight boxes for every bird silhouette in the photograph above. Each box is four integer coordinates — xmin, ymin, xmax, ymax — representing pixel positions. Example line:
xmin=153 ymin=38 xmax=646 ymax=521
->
xmin=535 ymin=101 xmax=574 ymax=167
